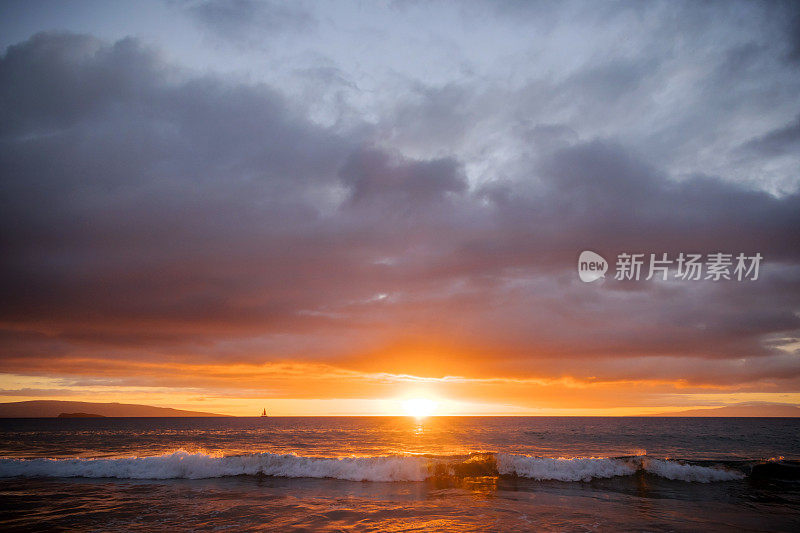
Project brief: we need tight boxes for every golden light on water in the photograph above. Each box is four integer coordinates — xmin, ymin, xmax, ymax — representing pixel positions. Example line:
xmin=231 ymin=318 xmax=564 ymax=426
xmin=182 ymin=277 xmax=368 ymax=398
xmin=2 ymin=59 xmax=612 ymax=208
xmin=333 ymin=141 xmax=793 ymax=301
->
xmin=402 ymin=398 xmax=438 ymax=418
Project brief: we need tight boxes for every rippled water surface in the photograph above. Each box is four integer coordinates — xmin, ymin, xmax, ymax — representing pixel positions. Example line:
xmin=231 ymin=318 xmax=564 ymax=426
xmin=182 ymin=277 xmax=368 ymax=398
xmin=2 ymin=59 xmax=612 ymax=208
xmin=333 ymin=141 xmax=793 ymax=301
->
xmin=1 ymin=416 xmax=799 ymax=531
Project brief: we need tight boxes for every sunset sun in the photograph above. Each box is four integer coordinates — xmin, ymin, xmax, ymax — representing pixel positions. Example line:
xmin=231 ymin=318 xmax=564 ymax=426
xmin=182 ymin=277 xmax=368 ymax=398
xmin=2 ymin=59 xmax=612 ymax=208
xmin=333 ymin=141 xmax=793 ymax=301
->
xmin=402 ymin=398 xmax=438 ymax=418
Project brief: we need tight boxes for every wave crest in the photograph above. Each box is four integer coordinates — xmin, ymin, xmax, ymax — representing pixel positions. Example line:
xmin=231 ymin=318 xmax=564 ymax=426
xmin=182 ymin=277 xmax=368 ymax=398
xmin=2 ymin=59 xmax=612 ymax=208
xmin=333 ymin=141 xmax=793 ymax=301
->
xmin=0 ymin=450 xmax=747 ymax=483
xmin=497 ymin=454 xmax=637 ymax=481
xmin=0 ymin=451 xmax=429 ymax=482
xmin=642 ymin=458 xmax=744 ymax=482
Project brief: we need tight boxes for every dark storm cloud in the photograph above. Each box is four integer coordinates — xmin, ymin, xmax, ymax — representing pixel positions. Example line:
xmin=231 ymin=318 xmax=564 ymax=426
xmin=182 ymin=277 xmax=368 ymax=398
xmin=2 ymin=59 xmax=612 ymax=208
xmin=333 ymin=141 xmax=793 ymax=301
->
xmin=340 ymin=148 xmax=466 ymax=204
xmin=466 ymin=140 xmax=800 ymax=274
xmin=786 ymin=5 xmax=800 ymax=62
xmin=741 ymin=113 xmax=800 ymax=157
xmin=529 ymin=141 xmax=800 ymax=260
xmin=0 ymin=33 xmax=159 ymax=137
xmin=0 ymin=31 xmax=799 ymax=387
xmin=187 ymin=0 xmax=315 ymax=44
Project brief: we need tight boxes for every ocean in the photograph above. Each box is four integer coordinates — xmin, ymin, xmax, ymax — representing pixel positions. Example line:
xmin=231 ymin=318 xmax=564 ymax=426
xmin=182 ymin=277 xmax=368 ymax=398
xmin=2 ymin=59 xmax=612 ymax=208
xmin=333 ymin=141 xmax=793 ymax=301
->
xmin=1 ymin=416 xmax=798 ymax=531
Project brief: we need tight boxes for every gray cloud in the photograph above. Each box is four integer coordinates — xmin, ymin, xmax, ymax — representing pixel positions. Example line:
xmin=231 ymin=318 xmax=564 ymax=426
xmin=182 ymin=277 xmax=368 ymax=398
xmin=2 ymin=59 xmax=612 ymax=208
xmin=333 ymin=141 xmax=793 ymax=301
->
xmin=0 ymin=25 xmax=799 ymax=388
xmin=741 ymin=113 xmax=800 ymax=157
xmin=786 ymin=6 xmax=800 ymax=62
xmin=340 ymin=148 xmax=466 ymax=205
xmin=187 ymin=0 xmax=315 ymax=45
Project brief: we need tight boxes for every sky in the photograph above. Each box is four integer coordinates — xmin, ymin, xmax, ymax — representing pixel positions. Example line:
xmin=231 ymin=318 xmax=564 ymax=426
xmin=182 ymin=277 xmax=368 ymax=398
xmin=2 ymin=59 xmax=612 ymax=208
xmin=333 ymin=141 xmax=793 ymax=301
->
xmin=0 ymin=0 xmax=799 ymax=416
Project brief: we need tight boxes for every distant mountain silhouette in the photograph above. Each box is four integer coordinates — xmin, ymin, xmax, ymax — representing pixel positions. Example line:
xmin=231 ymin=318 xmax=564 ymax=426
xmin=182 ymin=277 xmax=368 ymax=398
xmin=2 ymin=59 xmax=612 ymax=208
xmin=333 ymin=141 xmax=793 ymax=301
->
xmin=57 ymin=412 xmax=105 ymax=418
xmin=651 ymin=403 xmax=800 ymax=417
xmin=0 ymin=400 xmax=229 ymax=418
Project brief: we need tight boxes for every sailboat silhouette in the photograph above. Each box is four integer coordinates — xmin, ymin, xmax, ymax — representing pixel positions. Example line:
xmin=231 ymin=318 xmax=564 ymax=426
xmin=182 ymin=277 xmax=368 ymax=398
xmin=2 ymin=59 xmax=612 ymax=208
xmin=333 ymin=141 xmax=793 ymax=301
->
xmin=260 ymin=408 xmax=268 ymax=417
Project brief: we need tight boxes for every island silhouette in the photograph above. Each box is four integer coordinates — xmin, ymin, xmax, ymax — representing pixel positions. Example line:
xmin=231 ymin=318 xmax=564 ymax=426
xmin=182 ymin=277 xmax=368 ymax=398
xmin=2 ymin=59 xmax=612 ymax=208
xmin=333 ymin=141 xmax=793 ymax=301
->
xmin=0 ymin=400 xmax=229 ymax=418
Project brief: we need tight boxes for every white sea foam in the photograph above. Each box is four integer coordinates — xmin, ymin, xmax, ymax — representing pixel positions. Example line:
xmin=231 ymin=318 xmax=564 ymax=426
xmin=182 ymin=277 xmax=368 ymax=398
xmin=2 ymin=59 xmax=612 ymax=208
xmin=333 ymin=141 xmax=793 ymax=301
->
xmin=642 ymin=458 xmax=744 ymax=482
xmin=497 ymin=454 xmax=744 ymax=483
xmin=0 ymin=451 xmax=745 ymax=483
xmin=496 ymin=454 xmax=637 ymax=481
xmin=0 ymin=451 xmax=429 ymax=482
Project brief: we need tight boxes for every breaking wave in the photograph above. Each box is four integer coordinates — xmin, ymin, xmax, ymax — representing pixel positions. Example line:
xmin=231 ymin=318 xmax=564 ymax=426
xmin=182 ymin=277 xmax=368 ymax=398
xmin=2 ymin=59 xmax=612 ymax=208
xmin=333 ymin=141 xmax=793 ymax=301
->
xmin=0 ymin=450 xmax=755 ymax=483
xmin=496 ymin=454 xmax=744 ymax=482
xmin=0 ymin=452 xmax=428 ymax=482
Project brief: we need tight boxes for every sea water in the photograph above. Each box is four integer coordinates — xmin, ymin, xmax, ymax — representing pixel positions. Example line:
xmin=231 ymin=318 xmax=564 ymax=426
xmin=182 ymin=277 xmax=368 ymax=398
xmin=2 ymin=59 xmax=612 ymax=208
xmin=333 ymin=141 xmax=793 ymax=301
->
xmin=1 ymin=416 xmax=798 ymax=531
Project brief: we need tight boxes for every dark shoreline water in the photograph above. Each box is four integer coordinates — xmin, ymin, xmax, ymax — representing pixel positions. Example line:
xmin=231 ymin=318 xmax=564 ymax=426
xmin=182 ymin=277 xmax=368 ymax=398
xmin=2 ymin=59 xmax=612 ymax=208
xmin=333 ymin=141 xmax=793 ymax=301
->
xmin=3 ymin=474 xmax=799 ymax=532
xmin=1 ymin=417 xmax=798 ymax=531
